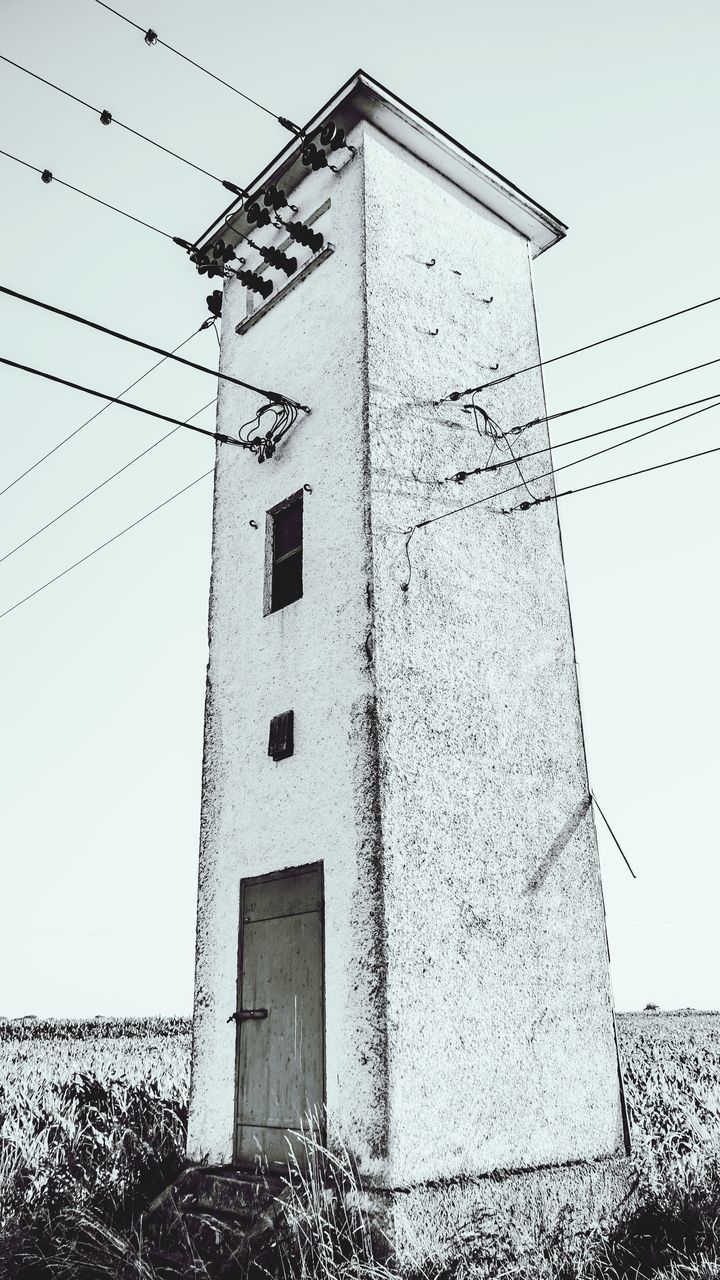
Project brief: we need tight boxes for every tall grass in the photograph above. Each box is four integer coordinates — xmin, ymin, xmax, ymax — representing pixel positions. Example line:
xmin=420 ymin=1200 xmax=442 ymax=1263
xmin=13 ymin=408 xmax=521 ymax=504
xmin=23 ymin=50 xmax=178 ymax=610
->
xmin=1 ymin=1013 xmax=720 ymax=1278
xmin=0 ymin=1019 xmax=189 ymax=1280
xmin=0 ymin=1072 xmax=186 ymax=1278
xmin=268 ymin=1127 xmax=398 ymax=1280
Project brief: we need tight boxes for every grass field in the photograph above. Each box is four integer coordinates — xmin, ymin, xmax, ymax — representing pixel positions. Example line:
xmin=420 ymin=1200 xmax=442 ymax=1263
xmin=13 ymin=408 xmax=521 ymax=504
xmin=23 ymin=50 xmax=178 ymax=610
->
xmin=1 ymin=1012 xmax=720 ymax=1278
xmin=0 ymin=1016 xmax=191 ymax=1089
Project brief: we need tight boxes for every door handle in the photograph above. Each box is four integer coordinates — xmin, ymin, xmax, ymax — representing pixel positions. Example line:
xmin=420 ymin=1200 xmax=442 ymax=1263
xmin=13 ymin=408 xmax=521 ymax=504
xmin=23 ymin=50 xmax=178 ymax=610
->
xmin=227 ymin=1008 xmax=269 ymax=1023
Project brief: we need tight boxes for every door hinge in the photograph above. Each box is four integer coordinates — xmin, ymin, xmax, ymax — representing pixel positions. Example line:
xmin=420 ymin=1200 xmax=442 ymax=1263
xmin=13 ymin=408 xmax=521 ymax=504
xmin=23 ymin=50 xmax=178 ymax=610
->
xmin=227 ymin=1008 xmax=269 ymax=1023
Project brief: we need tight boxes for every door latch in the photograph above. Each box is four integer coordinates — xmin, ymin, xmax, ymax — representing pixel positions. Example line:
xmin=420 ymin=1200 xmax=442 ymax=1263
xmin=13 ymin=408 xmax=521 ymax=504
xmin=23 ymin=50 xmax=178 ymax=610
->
xmin=227 ymin=1008 xmax=269 ymax=1023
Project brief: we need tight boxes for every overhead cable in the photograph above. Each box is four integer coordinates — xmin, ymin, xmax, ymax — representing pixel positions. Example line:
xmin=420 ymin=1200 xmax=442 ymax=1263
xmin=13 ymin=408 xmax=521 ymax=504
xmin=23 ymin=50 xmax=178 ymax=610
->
xmin=4 ymin=410 xmax=718 ymax=627
xmin=591 ymin=794 xmax=637 ymax=880
xmin=0 ymin=145 xmax=247 ymax=261
xmin=514 ymin=394 xmax=720 ymax=507
xmin=0 ymin=145 xmax=177 ymax=239
xmin=0 ymin=53 xmax=246 ymax=193
xmin=442 ymin=292 xmax=720 ymax=401
xmin=446 ymin=389 xmax=720 ymax=483
xmin=406 ymin=396 xmax=720 ymax=537
xmin=0 ymin=283 xmax=308 ymax=407
xmin=92 ymin=0 xmax=302 ymax=135
xmin=0 ymin=325 xmax=204 ymax=501
xmin=0 ymin=469 xmax=214 ymax=623
xmin=0 ymin=398 xmax=216 ymax=568
xmin=0 ymin=354 xmax=235 ymax=443
xmin=501 ymin=438 xmax=720 ymax=515
xmin=483 ymin=354 xmax=720 ymax=439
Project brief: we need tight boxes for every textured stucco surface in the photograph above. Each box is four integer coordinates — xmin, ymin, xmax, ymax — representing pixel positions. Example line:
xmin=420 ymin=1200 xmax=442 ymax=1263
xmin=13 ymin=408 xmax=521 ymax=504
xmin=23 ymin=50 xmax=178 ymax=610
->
xmin=374 ymin=1155 xmax=634 ymax=1268
xmin=187 ymin=138 xmax=390 ymax=1170
xmin=361 ymin=127 xmax=626 ymax=1184
xmin=188 ymin=119 xmax=626 ymax=1187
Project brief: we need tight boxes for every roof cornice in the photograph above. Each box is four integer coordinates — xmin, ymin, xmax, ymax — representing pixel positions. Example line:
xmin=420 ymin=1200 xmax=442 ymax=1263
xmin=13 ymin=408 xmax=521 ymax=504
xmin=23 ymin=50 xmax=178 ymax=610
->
xmin=195 ymin=70 xmax=567 ymax=258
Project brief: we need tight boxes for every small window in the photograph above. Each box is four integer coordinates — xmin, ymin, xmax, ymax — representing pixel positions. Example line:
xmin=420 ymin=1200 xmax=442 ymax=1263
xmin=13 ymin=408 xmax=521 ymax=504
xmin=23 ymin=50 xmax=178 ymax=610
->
xmin=269 ymin=493 xmax=303 ymax=612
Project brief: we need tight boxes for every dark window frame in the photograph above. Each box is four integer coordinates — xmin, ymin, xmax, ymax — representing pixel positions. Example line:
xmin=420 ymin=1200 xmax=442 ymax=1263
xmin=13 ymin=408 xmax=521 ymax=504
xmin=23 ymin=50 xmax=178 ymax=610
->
xmin=265 ymin=490 xmax=303 ymax=614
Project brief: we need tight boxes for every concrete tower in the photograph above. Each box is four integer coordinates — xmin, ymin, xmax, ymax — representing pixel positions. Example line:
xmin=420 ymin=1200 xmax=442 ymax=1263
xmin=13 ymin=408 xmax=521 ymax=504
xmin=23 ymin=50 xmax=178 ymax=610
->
xmin=187 ymin=71 xmax=629 ymax=1255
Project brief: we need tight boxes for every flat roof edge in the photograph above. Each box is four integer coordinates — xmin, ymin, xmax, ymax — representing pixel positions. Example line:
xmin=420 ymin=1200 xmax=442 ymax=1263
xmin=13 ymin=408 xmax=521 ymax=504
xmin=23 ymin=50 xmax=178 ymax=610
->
xmin=194 ymin=70 xmax=567 ymax=256
xmin=350 ymin=72 xmax=567 ymax=255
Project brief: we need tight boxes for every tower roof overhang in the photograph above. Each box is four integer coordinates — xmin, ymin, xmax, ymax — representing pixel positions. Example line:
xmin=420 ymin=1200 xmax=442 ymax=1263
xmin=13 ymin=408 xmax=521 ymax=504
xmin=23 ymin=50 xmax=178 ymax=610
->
xmin=194 ymin=70 xmax=567 ymax=258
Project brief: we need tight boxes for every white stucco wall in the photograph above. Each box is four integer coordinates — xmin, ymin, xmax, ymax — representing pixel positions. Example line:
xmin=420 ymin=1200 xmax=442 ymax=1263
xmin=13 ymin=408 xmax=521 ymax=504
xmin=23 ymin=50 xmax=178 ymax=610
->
xmin=362 ymin=128 xmax=626 ymax=1183
xmin=188 ymin=118 xmax=626 ymax=1186
xmin=187 ymin=137 xmax=390 ymax=1169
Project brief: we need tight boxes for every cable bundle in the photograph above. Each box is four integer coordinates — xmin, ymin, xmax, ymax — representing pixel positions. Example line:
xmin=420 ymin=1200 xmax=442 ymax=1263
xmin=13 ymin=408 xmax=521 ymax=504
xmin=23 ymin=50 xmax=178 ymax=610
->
xmin=238 ymin=400 xmax=300 ymax=463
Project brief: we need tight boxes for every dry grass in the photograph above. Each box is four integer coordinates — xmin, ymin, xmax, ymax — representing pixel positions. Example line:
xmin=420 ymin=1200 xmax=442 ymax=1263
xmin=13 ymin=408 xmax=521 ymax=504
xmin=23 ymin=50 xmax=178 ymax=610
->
xmin=1 ymin=1012 xmax=720 ymax=1278
xmin=268 ymin=1126 xmax=398 ymax=1280
xmin=0 ymin=1019 xmax=189 ymax=1279
xmin=0 ymin=1016 xmax=191 ymax=1091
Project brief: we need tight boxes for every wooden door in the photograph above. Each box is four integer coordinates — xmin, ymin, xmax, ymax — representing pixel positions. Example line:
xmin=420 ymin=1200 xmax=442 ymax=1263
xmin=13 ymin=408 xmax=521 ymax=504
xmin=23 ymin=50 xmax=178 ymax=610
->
xmin=234 ymin=865 xmax=325 ymax=1168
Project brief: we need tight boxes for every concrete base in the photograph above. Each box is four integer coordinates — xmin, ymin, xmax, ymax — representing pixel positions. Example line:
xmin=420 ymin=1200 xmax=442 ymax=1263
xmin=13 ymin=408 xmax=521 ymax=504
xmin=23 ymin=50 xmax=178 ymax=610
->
xmin=145 ymin=1155 xmax=635 ymax=1274
xmin=366 ymin=1156 xmax=636 ymax=1269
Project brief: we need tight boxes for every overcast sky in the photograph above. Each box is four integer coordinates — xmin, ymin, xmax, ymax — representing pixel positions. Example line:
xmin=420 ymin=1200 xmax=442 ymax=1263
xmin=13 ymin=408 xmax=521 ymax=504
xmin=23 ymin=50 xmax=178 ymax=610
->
xmin=1 ymin=0 xmax=718 ymax=1016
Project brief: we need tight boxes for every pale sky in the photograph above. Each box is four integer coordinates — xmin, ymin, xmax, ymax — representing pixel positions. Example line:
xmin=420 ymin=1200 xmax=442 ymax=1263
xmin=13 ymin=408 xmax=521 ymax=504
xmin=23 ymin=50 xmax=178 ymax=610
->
xmin=1 ymin=0 xmax=718 ymax=1016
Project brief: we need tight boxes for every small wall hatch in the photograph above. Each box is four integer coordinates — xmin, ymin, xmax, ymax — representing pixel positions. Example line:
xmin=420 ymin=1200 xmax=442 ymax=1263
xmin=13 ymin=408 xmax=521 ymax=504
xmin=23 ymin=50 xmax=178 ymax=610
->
xmin=268 ymin=710 xmax=294 ymax=761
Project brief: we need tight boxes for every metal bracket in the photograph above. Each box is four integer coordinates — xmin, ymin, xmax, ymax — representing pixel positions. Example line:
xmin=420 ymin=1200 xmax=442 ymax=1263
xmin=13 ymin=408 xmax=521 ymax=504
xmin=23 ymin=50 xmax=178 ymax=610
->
xmin=235 ymin=243 xmax=335 ymax=336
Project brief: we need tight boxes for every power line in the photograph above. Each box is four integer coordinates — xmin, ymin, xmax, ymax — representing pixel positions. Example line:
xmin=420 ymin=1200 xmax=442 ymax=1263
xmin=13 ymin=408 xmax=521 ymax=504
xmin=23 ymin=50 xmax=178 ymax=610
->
xmin=0 ymin=468 xmax=214 ymax=624
xmin=0 ymin=354 xmax=234 ymax=443
xmin=491 ymin=354 xmax=720 ymax=438
xmin=0 ymin=325 xmax=204 ymax=501
xmin=442 ymin=291 xmax=720 ymax=401
xmin=0 ymin=53 xmax=246 ymax=194
xmin=0 ymin=283 xmax=308 ymax=407
xmin=0 ymin=145 xmax=177 ymax=240
xmin=592 ymin=793 xmax=637 ymax=879
xmin=405 ymin=396 xmax=720 ymax=539
xmin=502 ymin=437 xmax=720 ymax=514
xmin=92 ymin=0 xmax=302 ymax=135
xmin=401 ymin=422 xmax=720 ymax=587
xmin=0 ymin=398 xmax=217 ymax=567
xmin=447 ymin=389 xmax=720 ymax=482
